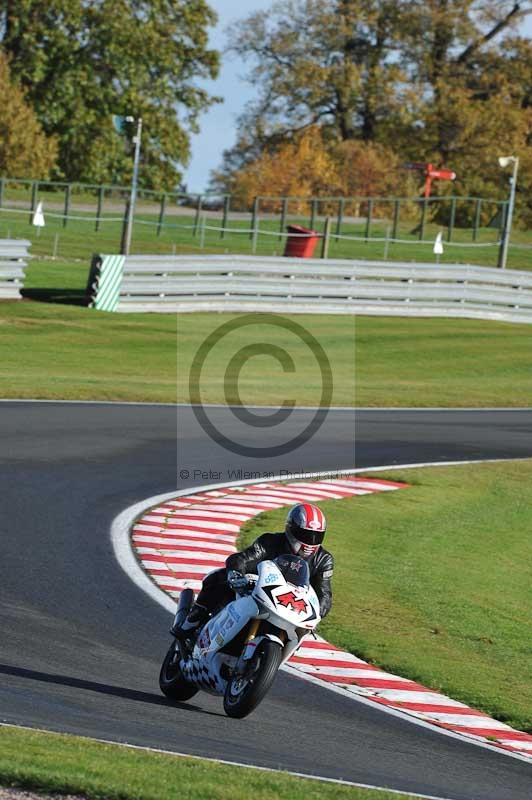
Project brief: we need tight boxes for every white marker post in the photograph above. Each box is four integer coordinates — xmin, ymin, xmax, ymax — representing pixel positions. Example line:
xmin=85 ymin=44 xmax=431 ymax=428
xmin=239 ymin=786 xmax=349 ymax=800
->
xmin=433 ymin=231 xmax=443 ymax=263
xmin=32 ymin=201 xmax=45 ymax=236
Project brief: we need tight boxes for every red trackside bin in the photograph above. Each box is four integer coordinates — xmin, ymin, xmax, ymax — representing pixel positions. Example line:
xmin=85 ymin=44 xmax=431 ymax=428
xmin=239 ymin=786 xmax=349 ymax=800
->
xmin=284 ymin=225 xmax=321 ymax=258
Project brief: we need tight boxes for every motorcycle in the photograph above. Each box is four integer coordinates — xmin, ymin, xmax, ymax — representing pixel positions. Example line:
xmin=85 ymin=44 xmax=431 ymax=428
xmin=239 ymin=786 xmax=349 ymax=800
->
xmin=159 ymin=554 xmax=321 ymax=718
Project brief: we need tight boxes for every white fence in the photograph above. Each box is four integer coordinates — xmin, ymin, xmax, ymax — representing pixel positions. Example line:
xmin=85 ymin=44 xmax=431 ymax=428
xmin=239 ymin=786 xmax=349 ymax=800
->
xmin=0 ymin=239 xmax=31 ymax=299
xmin=88 ymin=254 xmax=532 ymax=323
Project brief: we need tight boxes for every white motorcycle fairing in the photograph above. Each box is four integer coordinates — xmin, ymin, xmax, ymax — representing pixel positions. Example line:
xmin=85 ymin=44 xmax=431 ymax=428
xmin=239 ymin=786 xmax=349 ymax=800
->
xmin=178 ymin=559 xmax=321 ymax=695
xmin=181 ymin=595 xmax=258 ymax=694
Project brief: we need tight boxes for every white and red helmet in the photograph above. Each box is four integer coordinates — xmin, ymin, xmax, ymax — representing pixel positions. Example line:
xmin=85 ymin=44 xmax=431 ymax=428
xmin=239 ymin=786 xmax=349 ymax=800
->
xmin=285 ymin=503 xmax=326 ymax=559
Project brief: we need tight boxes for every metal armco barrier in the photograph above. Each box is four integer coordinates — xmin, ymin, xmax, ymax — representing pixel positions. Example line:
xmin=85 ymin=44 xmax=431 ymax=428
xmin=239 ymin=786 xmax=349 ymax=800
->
xmin=88 ymin=254 xmax=532 ymax=323
xmin=0 ymin=239 xmax=31 ymax=299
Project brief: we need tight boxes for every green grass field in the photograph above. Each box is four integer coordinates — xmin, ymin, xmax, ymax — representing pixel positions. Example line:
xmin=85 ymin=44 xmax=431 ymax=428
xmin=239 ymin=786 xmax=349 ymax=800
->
xmin=0 ymin=725 xmax=418 ymax=800
xmin=354 ymin=315 xmax=532 ymax=406
xmin=239 ymin=461 xmax=532 ymax=734
xmin=3 ymin=262 xmax=532 ymax=406
xmin=0 ymin=301 xmax=355 ymax=404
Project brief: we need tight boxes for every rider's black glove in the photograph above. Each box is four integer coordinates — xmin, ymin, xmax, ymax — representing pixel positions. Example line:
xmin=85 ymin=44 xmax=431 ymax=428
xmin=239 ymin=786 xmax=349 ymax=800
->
xmin=227 ymin=569 xmax=248 ymax=593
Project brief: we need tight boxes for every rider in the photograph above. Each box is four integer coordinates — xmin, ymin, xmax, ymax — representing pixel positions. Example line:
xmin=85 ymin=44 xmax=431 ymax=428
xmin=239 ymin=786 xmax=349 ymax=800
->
xmin=173 ymin=503 xmax=333 ymax=639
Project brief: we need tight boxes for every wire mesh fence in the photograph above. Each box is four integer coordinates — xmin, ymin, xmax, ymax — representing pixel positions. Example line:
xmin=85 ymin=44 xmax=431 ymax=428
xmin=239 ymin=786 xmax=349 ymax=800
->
xmin=0 ymin=176 xmax=525 ymax=270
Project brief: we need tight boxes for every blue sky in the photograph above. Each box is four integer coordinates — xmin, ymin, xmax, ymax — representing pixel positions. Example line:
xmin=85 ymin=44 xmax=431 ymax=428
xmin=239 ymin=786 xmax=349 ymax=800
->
xmin=184 ymin=1 xmax=532 ymax=193
xmin=184 ymin=0 xmax=270 ymax=193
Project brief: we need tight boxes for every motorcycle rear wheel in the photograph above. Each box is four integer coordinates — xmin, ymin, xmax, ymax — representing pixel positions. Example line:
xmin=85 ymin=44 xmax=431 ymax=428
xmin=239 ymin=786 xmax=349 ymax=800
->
xmin=159 ymin=642 xmax=198 ymax=702
xmin=223 ymin=639 xmax=282 ymax=719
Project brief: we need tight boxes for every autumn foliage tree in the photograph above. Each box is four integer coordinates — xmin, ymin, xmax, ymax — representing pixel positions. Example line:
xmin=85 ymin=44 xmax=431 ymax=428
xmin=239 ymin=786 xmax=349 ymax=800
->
xmin=224 ymin=126 xmax=413 ymax=212
xmin=0 ymin=52 xmax=57 ymax=178
xmin=227 ymin=127 xmax=337 ymax=211
xmin=331 ymin=139 xmax=409 ymax=196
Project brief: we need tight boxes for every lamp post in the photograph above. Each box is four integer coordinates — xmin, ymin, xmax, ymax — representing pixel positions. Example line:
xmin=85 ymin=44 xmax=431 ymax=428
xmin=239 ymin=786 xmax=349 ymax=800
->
xmin=120 ymin=116 xmax=142 ymax=256
xmin=497 ymin=155 xmax=519 ymax=270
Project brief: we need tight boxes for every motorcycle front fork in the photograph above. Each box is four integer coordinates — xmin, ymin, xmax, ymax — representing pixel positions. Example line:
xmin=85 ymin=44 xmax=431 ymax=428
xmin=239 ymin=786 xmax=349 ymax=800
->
xmin=237 ymin=619 xmax=260 ymax=667
xmin=235 ymin=619 xmax=287 ymax=677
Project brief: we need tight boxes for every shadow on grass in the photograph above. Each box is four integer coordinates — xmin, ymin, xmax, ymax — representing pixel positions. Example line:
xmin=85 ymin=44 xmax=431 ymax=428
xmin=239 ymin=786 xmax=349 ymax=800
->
xmin=21 ymin=288 xmax=89 ymax=306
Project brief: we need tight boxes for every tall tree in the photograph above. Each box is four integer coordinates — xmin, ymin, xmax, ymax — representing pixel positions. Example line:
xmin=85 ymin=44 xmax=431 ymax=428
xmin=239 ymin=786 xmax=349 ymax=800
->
xmin=0 ymin=52 xmax=57 ymax=178
xmin=394 ymin=1 xmax=532 ymax=221
xmin=227 ymin=0 xmax=405 ymax=146
xmin=217 ymin=0 xmax=532 ymax=221
xmin=396 ymin=1 xmax=532 ymax=159
xmin=1 ymin=0 xmax=220 ymax=188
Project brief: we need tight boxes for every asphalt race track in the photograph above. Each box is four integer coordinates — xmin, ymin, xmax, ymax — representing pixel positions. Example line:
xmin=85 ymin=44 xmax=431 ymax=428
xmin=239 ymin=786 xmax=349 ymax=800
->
xmin=1 ymin=401 xmax=532 ymax=799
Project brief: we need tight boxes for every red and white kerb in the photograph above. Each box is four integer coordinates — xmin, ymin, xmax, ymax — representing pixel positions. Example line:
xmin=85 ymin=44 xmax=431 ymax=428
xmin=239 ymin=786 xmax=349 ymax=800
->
xmin=131 ymin=477 xmax=532 ymax=760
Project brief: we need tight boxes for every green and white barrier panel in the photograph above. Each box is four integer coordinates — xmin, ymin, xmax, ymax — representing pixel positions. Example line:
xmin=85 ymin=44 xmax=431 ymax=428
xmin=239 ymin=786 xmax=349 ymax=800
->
xmin=87 ymin=254 xmax=125 ymax=311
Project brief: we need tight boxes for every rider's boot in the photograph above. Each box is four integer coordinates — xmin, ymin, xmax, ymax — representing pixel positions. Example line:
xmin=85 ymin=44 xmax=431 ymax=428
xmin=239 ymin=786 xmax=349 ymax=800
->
xmin=172 ymin=602 xmax=209 ymax=640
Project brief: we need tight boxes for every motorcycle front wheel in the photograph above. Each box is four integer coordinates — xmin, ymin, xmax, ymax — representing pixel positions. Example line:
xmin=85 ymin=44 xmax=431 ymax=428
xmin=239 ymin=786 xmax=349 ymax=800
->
xmin=159 ymin=642 xmax=198 ymax=702
xmin=223 ymin=639 xmax=283 ymax=719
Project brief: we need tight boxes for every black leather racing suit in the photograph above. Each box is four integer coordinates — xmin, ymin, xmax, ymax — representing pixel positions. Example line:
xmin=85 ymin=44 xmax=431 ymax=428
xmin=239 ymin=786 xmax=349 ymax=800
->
xmin=194 ymin=532 xmax=334 ymax=618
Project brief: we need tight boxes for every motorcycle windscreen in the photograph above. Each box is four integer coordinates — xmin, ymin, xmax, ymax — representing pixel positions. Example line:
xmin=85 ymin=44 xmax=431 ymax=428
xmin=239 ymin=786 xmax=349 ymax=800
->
xmin=274 ymin=555 xmax=310 ymax=588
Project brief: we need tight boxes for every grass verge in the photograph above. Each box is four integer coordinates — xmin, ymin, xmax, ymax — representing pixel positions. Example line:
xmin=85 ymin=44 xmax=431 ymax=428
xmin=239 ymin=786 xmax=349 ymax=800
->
xmin=0 ymin=302 xmax=355 ymax=405
xmin=354 ymin=315 xmax=532 ymax=406
xmin=239 ymin=461 xmax=532 ymax=733
xmin=0 ymin=725 xmax=418 ymax=800
xmin=3 ymin=282 xmax=532 ymax=405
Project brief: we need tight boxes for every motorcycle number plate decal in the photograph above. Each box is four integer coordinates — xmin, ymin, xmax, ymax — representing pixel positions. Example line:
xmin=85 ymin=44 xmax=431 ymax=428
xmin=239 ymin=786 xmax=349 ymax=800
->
xmin=276 ymin=590 xmax=308 ymax=615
